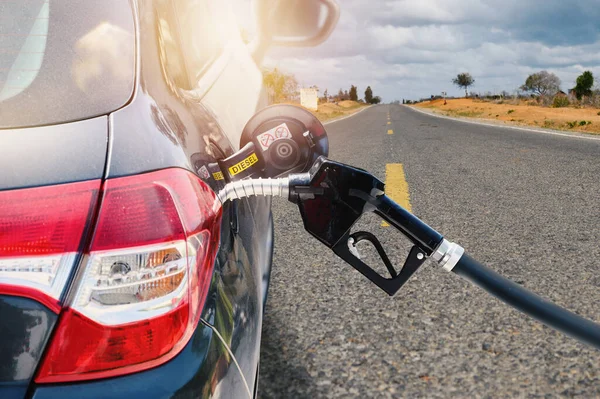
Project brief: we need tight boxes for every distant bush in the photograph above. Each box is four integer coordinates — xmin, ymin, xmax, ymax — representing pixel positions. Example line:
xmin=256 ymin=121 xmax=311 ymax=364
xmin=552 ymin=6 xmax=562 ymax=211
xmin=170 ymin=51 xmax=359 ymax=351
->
xmin=507 ymin=109 xmax=515 ymax=114
xmin=552 ymin=96 xmax=570 ymax=108
xmin=597 ymin=111 xmax=600 ymax=116
xmin=540 ymin=96 xmax=554 ymax=107
xmin=579 ymin=120 xmax=588 ymax=126
xmin=566 ymin=121 xmax=578 ymax=129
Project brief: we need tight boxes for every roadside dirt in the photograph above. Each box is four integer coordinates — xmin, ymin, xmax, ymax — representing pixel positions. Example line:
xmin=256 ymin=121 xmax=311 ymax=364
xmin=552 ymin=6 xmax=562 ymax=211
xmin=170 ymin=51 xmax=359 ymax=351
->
xmin=311 ymin=101 xmax=369 ymax=122
xmin=414 ymin=98 xmax=600 ymax=134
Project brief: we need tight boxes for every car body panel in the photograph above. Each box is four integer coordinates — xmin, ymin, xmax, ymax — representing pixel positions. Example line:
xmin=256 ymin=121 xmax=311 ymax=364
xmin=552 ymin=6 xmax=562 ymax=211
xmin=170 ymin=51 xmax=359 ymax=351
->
xmin=0 ymin=117 xmax=108 ymax=191
xmin=0 ymin=117 xmax=107 ymax=396
xmin=1 ymin=0 xmax=272 ymax=397
xmin=201 ymin=197 xmax=273 ymax=387
xmin=0 ymin=297 xmax=58 ymax=395
xmin=31 ymin=321 xmax=248 ymax=399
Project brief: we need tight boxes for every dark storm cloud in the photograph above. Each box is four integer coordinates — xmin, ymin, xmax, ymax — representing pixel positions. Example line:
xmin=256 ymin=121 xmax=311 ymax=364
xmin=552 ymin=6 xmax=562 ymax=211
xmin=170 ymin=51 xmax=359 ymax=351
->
xmin=370 ymin=0 xmax=600 ymax=46
xmin=259 ymin=0 xmax=600 ymax=101
xmin=500 ymin=1 xmax=600 ymax=46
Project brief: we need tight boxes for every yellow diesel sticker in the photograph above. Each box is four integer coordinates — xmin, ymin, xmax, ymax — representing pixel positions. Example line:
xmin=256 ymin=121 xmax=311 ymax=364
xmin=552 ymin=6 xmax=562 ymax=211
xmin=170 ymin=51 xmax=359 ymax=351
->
xmin=212 ymin=171 xmax=224 ymax=181
xmin=228 ymin=153 xmax=259 ymax=176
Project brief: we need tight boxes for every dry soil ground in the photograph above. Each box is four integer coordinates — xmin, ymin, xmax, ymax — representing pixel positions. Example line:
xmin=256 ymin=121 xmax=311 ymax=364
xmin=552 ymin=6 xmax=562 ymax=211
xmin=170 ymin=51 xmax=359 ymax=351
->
xmin=311 ymin=100 xmax=369 ymax=122
xmin=415 ymin=98 xmax=600 ymax=135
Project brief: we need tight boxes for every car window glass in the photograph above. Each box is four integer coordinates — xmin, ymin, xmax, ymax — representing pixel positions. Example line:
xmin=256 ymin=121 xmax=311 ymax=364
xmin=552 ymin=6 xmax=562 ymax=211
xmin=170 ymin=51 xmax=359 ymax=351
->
xmin=0 ymin=0 xmax=135 ymax=128
xmin=0 ymin=0 xmax=48 ymax=102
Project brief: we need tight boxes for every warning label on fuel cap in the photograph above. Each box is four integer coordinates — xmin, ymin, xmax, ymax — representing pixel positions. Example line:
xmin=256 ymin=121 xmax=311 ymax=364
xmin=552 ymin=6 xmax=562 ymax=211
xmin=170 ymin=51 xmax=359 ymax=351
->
xmin=256 ymin=123 xmax=292 ymax=151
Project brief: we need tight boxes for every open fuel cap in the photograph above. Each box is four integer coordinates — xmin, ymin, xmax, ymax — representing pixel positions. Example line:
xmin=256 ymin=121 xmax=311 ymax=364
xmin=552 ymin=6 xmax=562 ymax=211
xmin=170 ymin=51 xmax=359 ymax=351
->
xmin=240 ymin=104 xmax=329 ymax=178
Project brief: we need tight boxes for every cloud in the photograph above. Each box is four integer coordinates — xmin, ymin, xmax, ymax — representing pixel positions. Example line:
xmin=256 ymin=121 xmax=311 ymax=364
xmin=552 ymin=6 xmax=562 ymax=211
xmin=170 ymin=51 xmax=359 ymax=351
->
xmin=372 ymin=0 xmax=496 ymax=26
xmin=368 ymin=24 xmax=470 ymax=52
xmin=254 ymin=0 xmax=600 ymax=101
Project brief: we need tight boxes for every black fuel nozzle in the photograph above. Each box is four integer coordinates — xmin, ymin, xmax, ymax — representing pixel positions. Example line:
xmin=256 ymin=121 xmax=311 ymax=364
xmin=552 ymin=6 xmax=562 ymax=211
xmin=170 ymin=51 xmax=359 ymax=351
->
xmin=288 ymin=157 xmax=444 ymax=295
xmin=210 ymin=104 xmax=443 ymax=295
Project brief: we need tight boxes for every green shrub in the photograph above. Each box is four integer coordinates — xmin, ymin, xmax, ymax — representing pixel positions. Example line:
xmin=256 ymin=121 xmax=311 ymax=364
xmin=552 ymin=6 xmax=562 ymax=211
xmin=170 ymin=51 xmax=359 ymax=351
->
xmin=507 ymin=109 xmax=515 ymax=114
xmin=552 ymin=96 xmax=570 ymax=108
xmin=566 ymin=121 xmax=578 ymax=129
xmin=579 ymin=120 xmax=587 ymax=126
xmin=597 ymin=111 xmax=600 ymax=116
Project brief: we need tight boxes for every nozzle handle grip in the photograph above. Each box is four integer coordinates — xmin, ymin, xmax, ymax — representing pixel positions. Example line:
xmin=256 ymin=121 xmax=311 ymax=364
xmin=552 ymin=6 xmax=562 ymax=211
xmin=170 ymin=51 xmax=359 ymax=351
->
xmin=374 ymin=194 xmax=443 ymax=256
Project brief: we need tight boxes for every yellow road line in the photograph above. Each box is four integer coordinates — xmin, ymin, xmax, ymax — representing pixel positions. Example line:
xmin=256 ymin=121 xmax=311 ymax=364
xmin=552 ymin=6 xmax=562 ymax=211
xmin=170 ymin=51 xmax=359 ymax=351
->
xmin=387 ymin=121 xmax=391 ymax=125
xmin=387 ymin=129 xmax=393 ymax=135
xmin=381 ymin=164 xmax=411 ymax=227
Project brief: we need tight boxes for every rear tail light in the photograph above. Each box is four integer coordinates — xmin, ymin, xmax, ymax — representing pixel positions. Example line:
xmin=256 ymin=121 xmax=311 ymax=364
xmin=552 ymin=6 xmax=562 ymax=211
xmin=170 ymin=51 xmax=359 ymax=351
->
xmin=35 ymin=168 xmax=222 ymax=383
xmin=0 ymin=180 xmax=101 ymax=313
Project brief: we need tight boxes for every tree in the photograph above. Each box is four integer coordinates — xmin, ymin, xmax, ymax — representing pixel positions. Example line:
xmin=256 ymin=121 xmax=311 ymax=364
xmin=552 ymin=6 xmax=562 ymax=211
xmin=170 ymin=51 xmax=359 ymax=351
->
xmin=262 ymin=68 xmax=298 ymax=103
xmin=349 ymin=85 xmax=358 ymax=101
xmin=323 ymin=88 xmax=329 ymax=102
xmin=337 ymin=88 xmax=344 ymax=101
xmin=364 ymin=86 xmax=373 ymax=104
xmin=350 ymin=85 xmax=358 ymax=101
xmin=452 ymin=73 xmax=475 ymax=97
xmin=520 ymin=71 xmax=561 ymax=97
xmin=371 ymin=96 xmax=382 ymax=104
xmin=573 ymin=71 xmax=594 ymax=100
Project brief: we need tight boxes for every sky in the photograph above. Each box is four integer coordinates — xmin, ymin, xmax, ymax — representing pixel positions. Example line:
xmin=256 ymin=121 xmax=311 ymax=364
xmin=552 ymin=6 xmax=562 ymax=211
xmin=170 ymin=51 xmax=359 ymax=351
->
xmin=235 ymin=0 xmax=600 ymax=102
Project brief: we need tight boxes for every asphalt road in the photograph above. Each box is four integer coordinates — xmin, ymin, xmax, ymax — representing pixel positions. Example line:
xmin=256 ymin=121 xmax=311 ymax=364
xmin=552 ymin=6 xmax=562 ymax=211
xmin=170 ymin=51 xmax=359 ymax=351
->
xmin=258 ymin=104 xmax=600 ymax=398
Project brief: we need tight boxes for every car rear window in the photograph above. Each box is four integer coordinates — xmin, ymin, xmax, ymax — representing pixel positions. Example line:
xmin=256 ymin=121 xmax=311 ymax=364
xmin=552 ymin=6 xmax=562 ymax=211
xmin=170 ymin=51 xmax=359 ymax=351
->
xmin=0 ymin=0 xmax=135 ymax=128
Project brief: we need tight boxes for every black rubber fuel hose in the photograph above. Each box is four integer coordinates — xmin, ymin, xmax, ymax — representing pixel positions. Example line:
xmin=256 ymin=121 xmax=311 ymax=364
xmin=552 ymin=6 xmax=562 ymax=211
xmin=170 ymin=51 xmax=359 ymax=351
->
xmin=453 ymin=253 xmax=600 ymax=350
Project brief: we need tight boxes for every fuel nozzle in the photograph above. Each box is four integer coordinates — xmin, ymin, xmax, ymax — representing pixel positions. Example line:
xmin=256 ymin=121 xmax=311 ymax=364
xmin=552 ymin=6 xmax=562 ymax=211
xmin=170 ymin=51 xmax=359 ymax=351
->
xmin=215 ymin=156 xmax=444 ymax=296
xmin=209 ymin=105 xmax=444 ymax=296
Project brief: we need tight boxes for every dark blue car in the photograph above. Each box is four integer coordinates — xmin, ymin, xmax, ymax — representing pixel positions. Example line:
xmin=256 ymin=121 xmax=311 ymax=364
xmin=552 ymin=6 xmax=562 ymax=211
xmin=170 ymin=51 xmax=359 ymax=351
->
xmin=0 ymin=0 xmax=338 ymax=398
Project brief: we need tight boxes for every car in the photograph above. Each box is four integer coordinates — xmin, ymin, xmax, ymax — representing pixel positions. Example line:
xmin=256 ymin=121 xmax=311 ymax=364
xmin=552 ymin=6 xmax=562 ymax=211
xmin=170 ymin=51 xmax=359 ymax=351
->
xmin=0 ymin=1 xmax=338 ymax=398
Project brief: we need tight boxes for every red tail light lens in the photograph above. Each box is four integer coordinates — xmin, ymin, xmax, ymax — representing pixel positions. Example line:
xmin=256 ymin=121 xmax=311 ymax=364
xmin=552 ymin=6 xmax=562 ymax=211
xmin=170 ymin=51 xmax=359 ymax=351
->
xmin=36 ymin=168 xmax=222 ymax=383
xmin=0 ymin=180 xmax=101 ymax=313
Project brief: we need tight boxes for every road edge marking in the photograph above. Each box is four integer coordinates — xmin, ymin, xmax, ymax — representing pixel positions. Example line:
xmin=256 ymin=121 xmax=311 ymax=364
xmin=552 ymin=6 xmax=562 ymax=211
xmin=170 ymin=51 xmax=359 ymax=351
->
xmin=406 ymin=105 xmax=600 ymax=142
